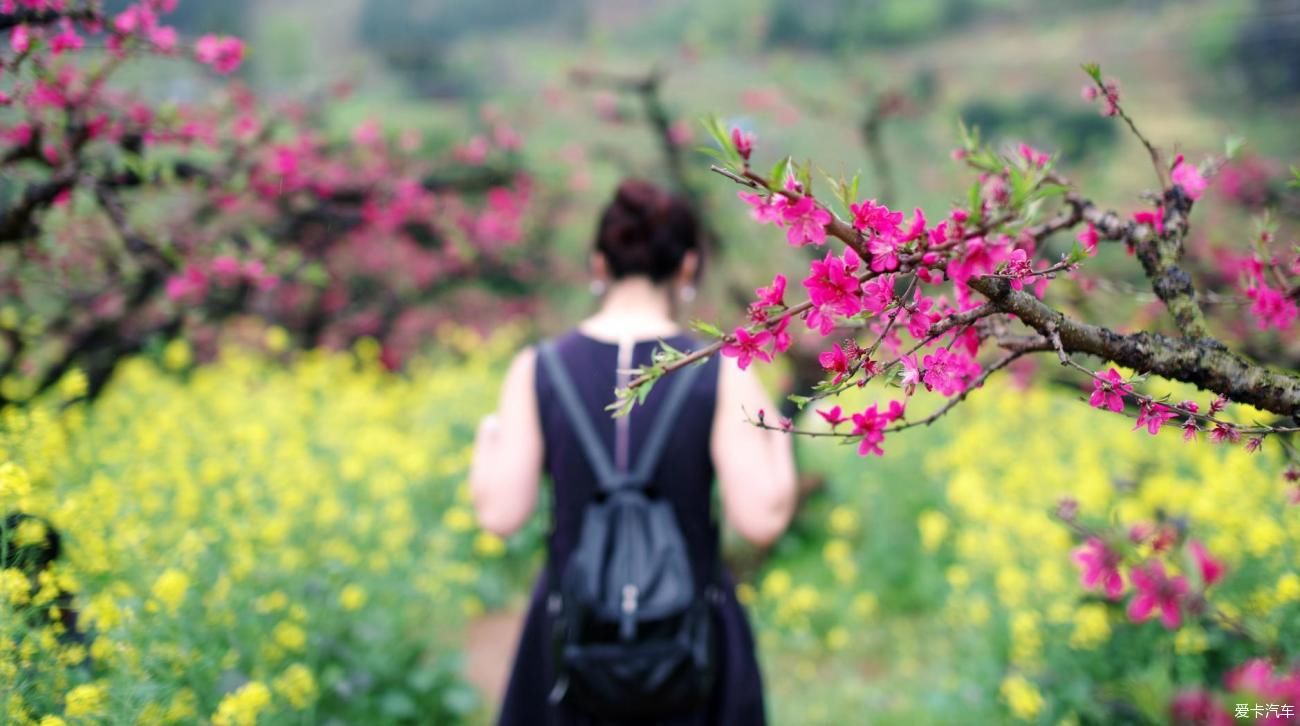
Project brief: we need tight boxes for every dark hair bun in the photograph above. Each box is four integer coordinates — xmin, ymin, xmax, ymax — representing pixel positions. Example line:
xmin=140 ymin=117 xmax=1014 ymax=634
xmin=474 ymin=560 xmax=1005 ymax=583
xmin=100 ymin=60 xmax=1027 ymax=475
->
xmin=595 ymin=178 xmax=701 ymax=282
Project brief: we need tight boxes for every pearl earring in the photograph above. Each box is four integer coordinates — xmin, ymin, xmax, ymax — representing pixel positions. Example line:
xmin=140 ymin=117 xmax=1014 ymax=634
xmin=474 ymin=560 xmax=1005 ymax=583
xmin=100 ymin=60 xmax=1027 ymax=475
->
xmin=589 ymin=279 xmax=607 ymax=296
xmin=679 ymin=284 xmax=696 ymax=303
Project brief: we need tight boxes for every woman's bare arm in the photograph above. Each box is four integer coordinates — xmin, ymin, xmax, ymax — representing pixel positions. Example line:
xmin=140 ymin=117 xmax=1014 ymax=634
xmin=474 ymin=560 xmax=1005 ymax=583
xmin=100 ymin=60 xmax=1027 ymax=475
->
xmin=468 ymin=346 xmax=544 ymax=537
xmin=710 ymin=361 xmax=798 ymax=547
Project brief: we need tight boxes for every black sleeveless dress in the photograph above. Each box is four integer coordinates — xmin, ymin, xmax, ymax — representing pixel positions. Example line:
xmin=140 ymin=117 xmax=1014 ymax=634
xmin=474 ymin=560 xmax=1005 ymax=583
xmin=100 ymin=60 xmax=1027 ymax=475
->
xmin=496 ymin=329 xmax=768 ymax=726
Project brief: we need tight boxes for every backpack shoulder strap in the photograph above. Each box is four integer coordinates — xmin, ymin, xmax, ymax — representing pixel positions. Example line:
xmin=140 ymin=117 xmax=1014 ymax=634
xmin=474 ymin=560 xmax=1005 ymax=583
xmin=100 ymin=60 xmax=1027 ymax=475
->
xmin=537 ymin=340 xmax=620 ymax=488
xmin=628 ymin=359 xmax=704 ymax=487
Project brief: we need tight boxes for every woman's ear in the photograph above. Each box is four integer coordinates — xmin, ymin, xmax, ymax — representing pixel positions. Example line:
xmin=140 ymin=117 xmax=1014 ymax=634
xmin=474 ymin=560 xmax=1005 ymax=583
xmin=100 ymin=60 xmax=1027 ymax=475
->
xmin=678 ymin=250 xmax=700 ymax=286
xmin=590 ymin=252 xmax=609 ymax=282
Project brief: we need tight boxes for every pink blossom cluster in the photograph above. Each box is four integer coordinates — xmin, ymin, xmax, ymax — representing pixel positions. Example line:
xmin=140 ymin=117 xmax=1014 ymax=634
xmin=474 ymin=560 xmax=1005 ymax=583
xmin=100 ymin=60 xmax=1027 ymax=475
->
xmin=1222 ymin=240 xmax=1299 ymax=332
xmin=1085 ymin=369 xmax=1260 ymax=445
xmin=1215 ymin=156 xmax=1278 ymax=209
xmin=165 ymin=257 xmax=279 ymax=304
xmin=1081 ymin=77 xmax=1121 ymax=116
xmin=1171 ymin=661 xmax=1300 ymax=725
xmin=1071 ymin=533 xmax=1223 ymax=630
xmin=728 ymin=153 xmax=1085 ymax=458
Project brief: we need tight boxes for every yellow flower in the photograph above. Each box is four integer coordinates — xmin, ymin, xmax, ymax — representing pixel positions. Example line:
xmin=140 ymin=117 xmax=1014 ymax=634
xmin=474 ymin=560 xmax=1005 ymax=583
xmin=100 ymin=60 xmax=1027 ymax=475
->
xmin=828 ymin=505 xmax=859 ymax=535
xmin=996 ymin=566 xmax=1029 ymax=608
xmin=13 ymin=518 xmax=47 ymax=547
xmin=851 ymin=592 xmax=877 ymax=618
xmin=1246 ymin=520 xmax=1284 ymax=556
xmin=822 ymin=539 xmax=851 ymax=564
xmin=353 ymin=336 xmax=381 ymax=361
xmin=725 ymin=582 xmax=751 ymax=608
xmin=151 ymin=569 xmax=190 ymax=614
xmin=264 ymin=325 xmax=289 ymax=353
xmin=254 ymin=590 xmax=289 ymax=614
xmin=1011 ymin=611 xmax=1041 ymax=665
xmin=1001 ymin=673 xmax=1044 ymax=720
xmin=1276 ymin=573 xmax=1300 ymax=603
xmin=272 ymin=663 xmax=318 ymax=710
xmin=825 ymin=626 xmax=849 ymax=651
xmin=946 ymin=565 xmax=970 ymax=590
xmin=760 ymin=569 xmax=791 ymax=599
xmin=1175 ymin=626 xmax=1207 ymax=655
xmin=788 ymin=585 xmax=820 ymax=614
xmin=64 ymin=682 xmax=107 ymax=718
xmin=212 ymin=681 xmax=271 ymax=726
xmin=39 ymin=716 xmax=68 ymax=726
xmin=442 ymin=506 xmax=475 ymax=532
xmin=273 ymin=621 xmax=307 ymax=652
xmin=1 ymin=568 xmax=30 ymax=606
xmin=59 ymin=369 xmax=88 ymax=401
xmin=1069 ymin=603 xmax=1110 ymax=650
xmin=164 ymin=688 xmax=197 ymax=723
xmin=918 ymin=510 xmax=950 ymax=551
xmin=339 ymin=584 xmax=367 ymax=611
xmin=831 ymin=560 xmax=857 ymax=584
xmin=0 ymin=305 xmax=18 ymax=329
xmin=162 ymin=339 xmax=192 ymax=371
xmin=473 ymin=531 xmax=506 ymax=558
xmin=0 ymin=461 xmax=32 ymax=499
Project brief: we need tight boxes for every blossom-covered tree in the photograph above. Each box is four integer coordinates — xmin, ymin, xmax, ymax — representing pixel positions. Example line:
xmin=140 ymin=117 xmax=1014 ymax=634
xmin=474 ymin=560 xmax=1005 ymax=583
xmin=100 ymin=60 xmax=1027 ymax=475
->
xmin=0 ymin=0 xmax=550 ymax=404
xmin=619 ymin=63 xmax=1299 ymax=486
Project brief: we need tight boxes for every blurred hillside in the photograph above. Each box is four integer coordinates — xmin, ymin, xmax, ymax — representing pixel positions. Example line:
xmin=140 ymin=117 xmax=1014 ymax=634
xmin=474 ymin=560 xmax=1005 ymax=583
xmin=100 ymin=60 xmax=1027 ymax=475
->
xmin=112 ymin=0 xmax=1300 ymax=332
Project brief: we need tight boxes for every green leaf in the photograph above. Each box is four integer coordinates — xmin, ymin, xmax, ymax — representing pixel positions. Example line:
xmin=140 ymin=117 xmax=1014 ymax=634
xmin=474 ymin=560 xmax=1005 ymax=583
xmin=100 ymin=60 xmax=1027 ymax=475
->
xmin=967 ymin=180 xmax=983 ymax=225
xmin=1067 ymin=241 xmax=1089 ymax=264
xmin=694 ymin=145 xmax=734 ymax=166
xmin=848 ymin=172 xmax=861 ymax=206
xmin=300 ymin=262 xmax=330 ymax=287
xmin=822 ymin=171 xmax=853 ymax=215
xmin=786 ymin=394 xmax=810 ymax=410
xmin=690 ymin=320 xmax=724 ymax=338
xmin=1008 ymin=165 xmax=1031 ymax=208
xmin=1224 ymin=135 xmax=1246 ymax=159
xmin=227 ymin=171 xmax=249 ymax=193
xmin=699 ymin=114 xmax=737 ymax=164
xmin=658 ymin=339 xmax=684 ymax=357
xmin=1081 ymin=62 xmax=1102 ymax=83
xmin=1035 ymin=183 xmax=1068 ymax=199
xmin=797 ymin=160 xmax=813 ymax=195
xmin=1288 ymin=165 xmax=1300 ymax=190
xmin=957 ymin=117 xmax=979 ymax=151
xmin=769 ymin=156 xmax=791 ymax=188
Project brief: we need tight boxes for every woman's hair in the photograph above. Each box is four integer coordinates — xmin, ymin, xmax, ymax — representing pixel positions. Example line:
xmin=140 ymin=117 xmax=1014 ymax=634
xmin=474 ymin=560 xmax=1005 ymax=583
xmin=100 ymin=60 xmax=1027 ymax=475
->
xmin=594 ymin=178 xmax=701 ymax=283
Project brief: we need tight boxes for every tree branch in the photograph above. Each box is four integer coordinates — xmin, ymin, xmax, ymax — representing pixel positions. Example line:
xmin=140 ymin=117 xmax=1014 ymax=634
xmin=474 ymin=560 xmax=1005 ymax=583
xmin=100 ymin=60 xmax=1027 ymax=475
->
xmin=0 ymin=8 xmax=98 ymax=33
xmin=1131 ymin=185 xmax=1209 ymax=338
xmin=968 ymin=274 xmax=1300 ymax=417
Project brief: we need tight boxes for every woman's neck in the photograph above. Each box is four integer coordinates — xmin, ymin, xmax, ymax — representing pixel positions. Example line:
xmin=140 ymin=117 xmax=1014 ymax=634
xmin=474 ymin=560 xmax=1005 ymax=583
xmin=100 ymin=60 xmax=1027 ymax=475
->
xmin=579 ymin=277 xmax=682 ymax=341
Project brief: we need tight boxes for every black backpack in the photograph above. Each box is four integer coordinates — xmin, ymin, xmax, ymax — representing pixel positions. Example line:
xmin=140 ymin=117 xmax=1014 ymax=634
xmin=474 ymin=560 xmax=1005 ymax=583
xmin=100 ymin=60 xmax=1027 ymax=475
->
xmin=537 ymin=340 xmax=720 ymax=719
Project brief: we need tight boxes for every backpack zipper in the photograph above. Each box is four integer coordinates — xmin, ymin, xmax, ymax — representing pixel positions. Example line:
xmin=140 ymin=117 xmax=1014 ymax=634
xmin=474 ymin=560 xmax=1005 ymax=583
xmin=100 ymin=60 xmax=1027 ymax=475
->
xmin=620 ymin=583 xmax=639 ymax=640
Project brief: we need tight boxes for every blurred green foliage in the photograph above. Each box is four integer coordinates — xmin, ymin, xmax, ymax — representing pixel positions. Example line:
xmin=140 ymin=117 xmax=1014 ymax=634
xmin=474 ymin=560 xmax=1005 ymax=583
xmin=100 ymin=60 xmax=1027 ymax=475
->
xmin=959 ymin=93 xmax=1117 ymax=164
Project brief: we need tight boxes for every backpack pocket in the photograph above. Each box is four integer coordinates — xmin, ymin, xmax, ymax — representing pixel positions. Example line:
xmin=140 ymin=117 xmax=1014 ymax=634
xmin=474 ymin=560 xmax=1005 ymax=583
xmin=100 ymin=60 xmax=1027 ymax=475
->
xmin=557 ymin=599 xmax=717 ymax=719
